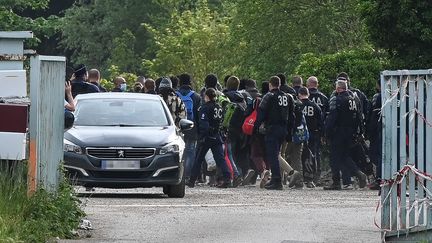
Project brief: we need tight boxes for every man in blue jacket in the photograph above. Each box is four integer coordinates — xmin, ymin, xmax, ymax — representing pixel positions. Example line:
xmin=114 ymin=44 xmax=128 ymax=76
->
xmin=176 ymin=73 xmax=201 ymax=182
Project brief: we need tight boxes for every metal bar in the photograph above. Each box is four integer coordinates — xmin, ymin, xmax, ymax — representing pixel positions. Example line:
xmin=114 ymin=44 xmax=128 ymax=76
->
xmin=28 ymin=56 xmax=40 ymax=195
xmin=426 ymin=74 xmax=432 ymax=229
xmin=0 ymin=31 xmax=33 ymax=39
xmin=399 ymin=74 xmax=408 ymax=230
xmin=383 ymin=70 xmax=432 ymax=76
xmin=37 ymin=55 xmax=66 ymax=62
xmin=417 ymin=76 xmax=425 ymax=225
xmin=408 ymin=75 xmax=417 ymax=228
xmin=381 ymin=73 xmax=392 ymax=233
xmin=390 ymin=75 xmax=399 ymax=230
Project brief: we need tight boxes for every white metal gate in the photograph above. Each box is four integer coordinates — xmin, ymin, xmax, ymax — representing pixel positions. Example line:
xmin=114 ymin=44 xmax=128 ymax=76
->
xmin=381 ymin=70 xmax=432 ymax=240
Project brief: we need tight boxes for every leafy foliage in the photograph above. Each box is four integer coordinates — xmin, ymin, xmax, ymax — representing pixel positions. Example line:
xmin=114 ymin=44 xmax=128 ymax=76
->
xmin=224 ymin=0 xmax=369 ymax=80
xmin=61 ymin=0 xmax=166 ymax=75
xmin=0 ymin=0 xmax=60 ymax=47
xmin=0 ymin=162 xmax=85 ymax=242
xmin=143 ymin=0 xmax=230 ymax=88
xmin=361 ymin=0 xmax=432 ymax=69
xmin=294 ymin=47 xmax=389 ymax=97
xmin=4 ymin=0 xmax=415 ymax=97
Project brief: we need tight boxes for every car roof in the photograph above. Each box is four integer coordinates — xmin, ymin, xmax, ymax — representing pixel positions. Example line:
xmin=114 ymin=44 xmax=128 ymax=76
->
xmin=75 ymin=92 xmax=162 ymax=101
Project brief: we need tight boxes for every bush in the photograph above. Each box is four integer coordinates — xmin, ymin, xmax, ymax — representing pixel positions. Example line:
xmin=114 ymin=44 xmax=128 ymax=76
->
xmin=0 ymin=161 xmax=85 ymax=242
xmin=294 ymin=47 xmax=389 ymax=98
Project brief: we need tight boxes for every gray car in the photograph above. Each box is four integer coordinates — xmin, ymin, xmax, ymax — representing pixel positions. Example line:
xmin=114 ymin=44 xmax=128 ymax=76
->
xmin=63 ymin=93 xmax=193 ymax=198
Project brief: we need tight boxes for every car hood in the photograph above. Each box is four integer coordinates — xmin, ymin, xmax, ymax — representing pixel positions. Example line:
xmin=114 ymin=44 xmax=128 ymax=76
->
xmin=64 ymin=126 xmax=178 ymax=148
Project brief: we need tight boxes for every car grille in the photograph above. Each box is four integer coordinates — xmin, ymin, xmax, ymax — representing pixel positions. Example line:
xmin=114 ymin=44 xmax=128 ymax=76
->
xmin=91 ymin=171 xmax=153 ymax=179
xmin=87 ymin=148 xmax=155 ymax=159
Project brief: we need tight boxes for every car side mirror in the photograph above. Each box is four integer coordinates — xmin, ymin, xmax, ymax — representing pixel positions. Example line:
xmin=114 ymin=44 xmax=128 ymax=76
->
xmin=179 ymin=119 xmax=194 ymax=132
xmin=65 ymin=110 xmax=75 ymax=131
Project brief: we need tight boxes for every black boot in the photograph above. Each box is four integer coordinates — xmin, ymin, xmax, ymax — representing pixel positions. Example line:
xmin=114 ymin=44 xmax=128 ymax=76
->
xmin=232 ymin=175 xmax=243 ymax=188
xmin=323 ymin=183 xmax=341 ymax=190
xmin=217 ymin=179 xmax=231 ymax=188
xmin=368 ymin=179 xmax=381 ymax=190
xmin=186 ymin=178 xmax=195 ymax=188
xmin=356 ymin=170 xmax=367 ymax=189
xmin=264 ymin=179 xmax=283 ymax=190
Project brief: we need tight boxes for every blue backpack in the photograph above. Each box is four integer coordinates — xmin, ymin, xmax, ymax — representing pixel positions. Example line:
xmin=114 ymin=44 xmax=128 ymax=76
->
xmin=176 ymin=91 xmax=194 ymax=121
xmin=293 ymin=114 xmax=309 ymax=144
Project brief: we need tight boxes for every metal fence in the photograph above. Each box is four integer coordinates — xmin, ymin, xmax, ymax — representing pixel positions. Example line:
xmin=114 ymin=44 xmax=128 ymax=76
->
xmin=381 ymin=70 xmax=432 ymax=240
xmin=29 ymin=55 xmax=66 ymax=192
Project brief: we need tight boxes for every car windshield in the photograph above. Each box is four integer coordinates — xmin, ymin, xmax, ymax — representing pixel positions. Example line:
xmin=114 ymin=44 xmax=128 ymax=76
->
xmin=74 ymin=98 xmax=169 ymax=127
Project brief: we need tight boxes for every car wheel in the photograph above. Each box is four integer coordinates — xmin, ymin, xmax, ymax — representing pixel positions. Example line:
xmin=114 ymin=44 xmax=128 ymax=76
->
xmin=167 ymin=179 xmax=185 ymax=198
xmin=163 ymin=186 xmax=169 ymax=195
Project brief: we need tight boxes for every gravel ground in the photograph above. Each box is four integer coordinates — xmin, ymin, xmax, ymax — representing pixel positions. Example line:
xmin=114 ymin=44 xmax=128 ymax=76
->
xmin=61 ymin=184 xmax=381 ymax=243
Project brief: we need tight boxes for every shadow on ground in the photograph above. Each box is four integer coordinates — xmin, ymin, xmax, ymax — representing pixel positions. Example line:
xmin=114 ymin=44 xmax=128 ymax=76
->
xmin=77 ymin=192 xmax=167 ymax=199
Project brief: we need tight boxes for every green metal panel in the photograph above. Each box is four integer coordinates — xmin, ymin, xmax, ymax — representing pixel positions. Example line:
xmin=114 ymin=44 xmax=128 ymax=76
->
xmin=29 ymin=55 xmax=66 ymax=192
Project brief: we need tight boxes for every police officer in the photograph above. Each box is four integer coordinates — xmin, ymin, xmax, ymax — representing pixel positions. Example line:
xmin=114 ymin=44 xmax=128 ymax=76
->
xmin=336 ymin=73 xmax=373 ymax=177
xmin=336 ymin=72 xmax=369 ymax=123
xmin=254 ymin=76 xmax=295 ymax=190
xmin=324 ymin=80 xmax=367 ymax=190
xmin=186 ymin=88 xmax=232 ymax=188
xmin=70 ymin=64 xmax=100 ymax=98
xmin=307 ymin=76 xmax=329 ymax=118
xmin=276 ymin=73 xmax=296 ymax=96
xmin=366 ymin=80 xmax=382 ymax=190
xmin=298 ymin=87 xmax=323 ymax=188
xmin=306 ymin=76 xmax=328 ymax=185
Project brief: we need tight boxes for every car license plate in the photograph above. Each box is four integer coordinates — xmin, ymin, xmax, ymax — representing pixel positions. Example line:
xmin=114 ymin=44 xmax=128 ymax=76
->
xmin=101 ymin=160 xmax=140 ymax=170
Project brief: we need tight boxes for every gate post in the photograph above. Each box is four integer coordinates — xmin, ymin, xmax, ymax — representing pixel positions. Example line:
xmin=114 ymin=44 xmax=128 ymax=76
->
xmin=29 ymin=55 xmax=66 ymax=193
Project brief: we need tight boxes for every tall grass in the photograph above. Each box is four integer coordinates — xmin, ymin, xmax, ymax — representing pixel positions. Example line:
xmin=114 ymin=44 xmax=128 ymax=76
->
xmin=0 ymin=161 xmax=28 ymax=242
xmin=0 ymin=160 xmax=85 ymax=242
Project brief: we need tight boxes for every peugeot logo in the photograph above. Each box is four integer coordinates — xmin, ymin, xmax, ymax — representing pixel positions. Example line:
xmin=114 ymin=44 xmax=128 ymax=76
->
xmin=118 ymin=150 xmax=125 ymax=158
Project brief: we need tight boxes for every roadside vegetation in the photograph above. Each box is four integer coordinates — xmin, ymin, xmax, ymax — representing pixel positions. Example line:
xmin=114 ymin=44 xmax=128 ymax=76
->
xmin=0 ymin=161 xmax=84 ymax=242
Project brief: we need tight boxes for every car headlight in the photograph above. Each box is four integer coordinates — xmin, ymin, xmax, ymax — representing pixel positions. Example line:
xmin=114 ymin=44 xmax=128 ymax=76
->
xmin=159 ymin=143 xmax=179 ymax=155
xmin=64 ymin=139 xmax=82 ymax=154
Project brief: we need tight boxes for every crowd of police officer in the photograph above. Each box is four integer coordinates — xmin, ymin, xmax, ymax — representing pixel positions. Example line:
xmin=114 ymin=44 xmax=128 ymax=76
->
xmin=184 ymin=71 xmax=382 ymax=191
xmin=68 ymin=63 xmax=382 ymax=191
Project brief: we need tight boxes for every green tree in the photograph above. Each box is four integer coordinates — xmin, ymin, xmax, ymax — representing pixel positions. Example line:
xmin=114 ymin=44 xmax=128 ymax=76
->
xmin=143 ymin=0 xmax=231 ymax=88
xmin=0 ymin=0 xmax=61 ymax=48
xmin=361 ymin=0 xmax=432 ymax=69
xmin=61 ymin=0 xmax=167 ymax=74
xmin=294 ymin=47 xmax=389 ymax=97
xmin=61 ymin=0 xmax=223 ymax=77
xmin=224 ymin=0 xmax=369 ymax=80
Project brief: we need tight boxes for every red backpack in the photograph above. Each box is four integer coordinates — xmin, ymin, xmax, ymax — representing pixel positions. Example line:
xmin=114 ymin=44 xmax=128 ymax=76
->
xmin=242 ymin=98 xmax=260 ymax=135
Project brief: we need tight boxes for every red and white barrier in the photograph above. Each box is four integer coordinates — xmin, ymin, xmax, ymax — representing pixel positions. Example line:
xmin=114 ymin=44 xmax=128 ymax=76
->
xmin=0 ymin=103 xmax=28 ymax=160
xmin=375 ymin=164 xmax=432 ymax=237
